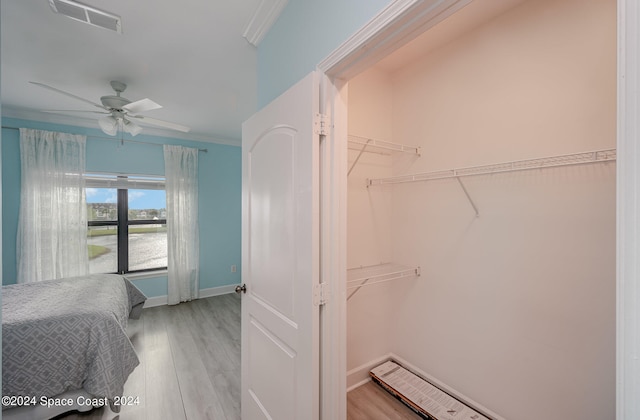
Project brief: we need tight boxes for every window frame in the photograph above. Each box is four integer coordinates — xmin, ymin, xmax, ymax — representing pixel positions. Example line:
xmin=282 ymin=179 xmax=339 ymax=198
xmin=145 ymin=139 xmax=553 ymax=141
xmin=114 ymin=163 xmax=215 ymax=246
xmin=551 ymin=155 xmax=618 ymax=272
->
xmin=86 ymin=173 xmax=167 ymax=274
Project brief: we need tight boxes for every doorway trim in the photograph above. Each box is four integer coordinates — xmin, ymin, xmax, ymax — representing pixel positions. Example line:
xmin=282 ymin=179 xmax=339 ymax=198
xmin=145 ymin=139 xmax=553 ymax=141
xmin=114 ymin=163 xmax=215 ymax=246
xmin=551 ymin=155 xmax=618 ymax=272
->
xmin=616 ymin=1 xmax=639 ymax=419
xmin=318 ymin=0 xmax=470 ymax=80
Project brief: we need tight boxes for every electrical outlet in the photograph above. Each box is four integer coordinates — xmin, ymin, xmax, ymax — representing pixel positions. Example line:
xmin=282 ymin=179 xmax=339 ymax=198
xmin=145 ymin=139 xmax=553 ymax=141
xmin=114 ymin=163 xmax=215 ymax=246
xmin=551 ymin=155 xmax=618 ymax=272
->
xmin=231 ymin=265 xmax=237 ymax=273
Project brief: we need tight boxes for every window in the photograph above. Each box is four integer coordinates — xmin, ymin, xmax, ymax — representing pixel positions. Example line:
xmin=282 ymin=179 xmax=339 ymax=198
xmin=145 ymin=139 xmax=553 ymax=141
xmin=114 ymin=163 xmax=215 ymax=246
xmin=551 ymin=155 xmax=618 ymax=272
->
xmin=86 ymin=174 xmax=167 ymax=274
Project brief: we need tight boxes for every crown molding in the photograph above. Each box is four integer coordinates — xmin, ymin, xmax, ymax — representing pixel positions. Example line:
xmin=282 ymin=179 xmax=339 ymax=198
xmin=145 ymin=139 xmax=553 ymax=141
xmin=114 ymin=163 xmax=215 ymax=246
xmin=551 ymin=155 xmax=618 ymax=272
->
xmin=243 ymin=0 xmax=288 ymax=47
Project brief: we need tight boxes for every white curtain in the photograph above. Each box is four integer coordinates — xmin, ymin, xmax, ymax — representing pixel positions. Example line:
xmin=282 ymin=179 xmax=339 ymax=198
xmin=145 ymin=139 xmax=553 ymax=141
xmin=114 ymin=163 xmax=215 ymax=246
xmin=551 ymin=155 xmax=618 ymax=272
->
xmin=164 ymin=145 xmax=199 ymax=305
xmin=17 ymin=128 xmax=89 ymax=283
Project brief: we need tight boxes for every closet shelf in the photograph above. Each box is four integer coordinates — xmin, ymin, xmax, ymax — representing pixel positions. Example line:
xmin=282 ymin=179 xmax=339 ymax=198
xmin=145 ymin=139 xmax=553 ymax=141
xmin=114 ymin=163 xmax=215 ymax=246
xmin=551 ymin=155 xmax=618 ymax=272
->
xmin=347 ymin=263 xmax=421 ymax=291
xmin=367 ymin=148 xmax=616 ymax=186
xmin=348 ymin=135 xmax=421 ymax=156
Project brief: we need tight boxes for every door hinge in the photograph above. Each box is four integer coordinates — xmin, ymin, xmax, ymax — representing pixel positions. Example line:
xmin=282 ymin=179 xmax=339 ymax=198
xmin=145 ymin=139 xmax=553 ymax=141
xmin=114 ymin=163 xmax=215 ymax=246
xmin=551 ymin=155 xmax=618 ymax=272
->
xmin=313 ymin=283 xmax=330 ymax=306
xmin=314 ymin=113 xmax=330 ymax=136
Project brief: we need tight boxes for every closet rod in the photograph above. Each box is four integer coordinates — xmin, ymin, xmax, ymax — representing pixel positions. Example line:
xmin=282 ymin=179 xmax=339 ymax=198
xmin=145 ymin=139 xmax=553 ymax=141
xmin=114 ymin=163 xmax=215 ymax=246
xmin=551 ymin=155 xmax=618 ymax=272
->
xmin=348 ymin=134 xmax=421 ymax=156
xmin=1 ymin=125 xmax=208 ymax=152
xmin=368 ymin=148 xmax=616 ymax=186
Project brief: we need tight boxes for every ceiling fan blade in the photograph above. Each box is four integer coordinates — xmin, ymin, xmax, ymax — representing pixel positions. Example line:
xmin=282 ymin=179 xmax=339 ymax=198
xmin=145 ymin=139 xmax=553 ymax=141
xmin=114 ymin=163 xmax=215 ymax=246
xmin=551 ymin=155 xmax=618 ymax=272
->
xmin=129 ymin=115 xmax=190 ymax=133
xmin=30 ymin=81 xmax=106 ymax=109
xmin=123 ymin=98 xmax=162 ymax=114
xmin=42 ymin=109 xmax=110 ymax=114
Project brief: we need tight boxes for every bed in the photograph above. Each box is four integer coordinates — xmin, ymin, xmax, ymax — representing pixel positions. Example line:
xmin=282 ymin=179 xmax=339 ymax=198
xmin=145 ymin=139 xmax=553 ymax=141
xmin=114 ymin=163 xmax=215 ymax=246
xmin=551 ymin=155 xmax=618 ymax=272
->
xmin=2 ymin=273 xmax=146 ymax=419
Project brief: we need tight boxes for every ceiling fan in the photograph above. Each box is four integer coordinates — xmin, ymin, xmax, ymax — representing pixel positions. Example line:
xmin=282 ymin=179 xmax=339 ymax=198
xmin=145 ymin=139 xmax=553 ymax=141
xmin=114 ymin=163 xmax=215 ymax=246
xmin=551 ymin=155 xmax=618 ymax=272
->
xmin=30 ymin=80 xmax=190 ymax=136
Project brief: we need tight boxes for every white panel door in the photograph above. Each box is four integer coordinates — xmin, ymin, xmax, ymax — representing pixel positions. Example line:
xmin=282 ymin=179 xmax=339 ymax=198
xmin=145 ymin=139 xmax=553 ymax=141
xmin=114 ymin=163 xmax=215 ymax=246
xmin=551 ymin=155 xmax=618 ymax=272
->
xmin=241 ymin=72 xmax=320 ymax=420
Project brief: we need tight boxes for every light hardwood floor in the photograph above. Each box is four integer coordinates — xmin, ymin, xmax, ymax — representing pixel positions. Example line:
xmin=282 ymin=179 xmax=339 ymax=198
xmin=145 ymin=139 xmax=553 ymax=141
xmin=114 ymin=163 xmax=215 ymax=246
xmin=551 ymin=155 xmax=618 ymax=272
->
xmin=56 ymin=293 xmax=418 ymax=420
xmin=347 ymin=381 xmax=422 ymax=420
xmin=57 ymin=293 xmax=241 ymax=420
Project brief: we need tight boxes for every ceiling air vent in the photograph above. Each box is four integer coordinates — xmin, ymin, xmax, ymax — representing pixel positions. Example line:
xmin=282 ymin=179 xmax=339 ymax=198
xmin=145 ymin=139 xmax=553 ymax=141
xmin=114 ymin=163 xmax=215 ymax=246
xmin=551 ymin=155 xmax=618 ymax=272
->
xmin=48 ymin=0 xmax=122 ymax=34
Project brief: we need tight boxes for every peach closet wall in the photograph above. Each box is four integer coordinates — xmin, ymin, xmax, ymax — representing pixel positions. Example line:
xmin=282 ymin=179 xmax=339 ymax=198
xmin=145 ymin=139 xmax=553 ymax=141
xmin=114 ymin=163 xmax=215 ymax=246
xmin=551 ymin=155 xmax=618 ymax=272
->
xmin=346 ymin=0 xmax=616 ymax=419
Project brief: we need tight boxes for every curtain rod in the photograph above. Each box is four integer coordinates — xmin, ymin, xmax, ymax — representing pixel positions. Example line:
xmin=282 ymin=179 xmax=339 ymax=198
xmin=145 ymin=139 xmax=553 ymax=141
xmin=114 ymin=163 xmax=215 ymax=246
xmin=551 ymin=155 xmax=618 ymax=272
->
xmin=1 ymin=125 xmax=208 ymax=153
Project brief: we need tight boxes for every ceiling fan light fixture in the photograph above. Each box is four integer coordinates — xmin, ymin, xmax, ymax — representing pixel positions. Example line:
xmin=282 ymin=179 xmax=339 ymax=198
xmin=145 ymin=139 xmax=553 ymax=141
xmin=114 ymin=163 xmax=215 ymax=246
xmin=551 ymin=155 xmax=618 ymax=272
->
xmin=48 ymin=0 xmax=122 ymax=34
xmin=31 ymin=81 xmax=190 ymax=135
xmin=99 ymin=115 xmax=118 ymax=136
xmin=123 ymin=119 xmax=142 ymax=137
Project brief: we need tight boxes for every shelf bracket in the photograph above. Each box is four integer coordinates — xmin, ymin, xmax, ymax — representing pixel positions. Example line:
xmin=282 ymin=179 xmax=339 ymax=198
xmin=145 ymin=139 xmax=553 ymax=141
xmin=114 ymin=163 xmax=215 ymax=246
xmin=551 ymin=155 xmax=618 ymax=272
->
xmin=456 ymin=177 xmax=479 ymax=217
xmin=346 ymin=280 xmax=367 ymax=301
xmin=348 ymin=138 xmax=372 ymax=177
xmin=346 ymin=264 xmax=421 ymax=301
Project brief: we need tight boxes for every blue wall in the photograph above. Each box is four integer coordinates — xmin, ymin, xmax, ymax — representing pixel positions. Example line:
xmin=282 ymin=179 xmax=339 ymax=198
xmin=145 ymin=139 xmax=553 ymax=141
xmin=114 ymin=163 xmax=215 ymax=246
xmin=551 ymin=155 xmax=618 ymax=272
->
xmin=1 ymin=117 xmax=241 ymax=297
xmin=257 ymin=0 xmax=390 ymax=107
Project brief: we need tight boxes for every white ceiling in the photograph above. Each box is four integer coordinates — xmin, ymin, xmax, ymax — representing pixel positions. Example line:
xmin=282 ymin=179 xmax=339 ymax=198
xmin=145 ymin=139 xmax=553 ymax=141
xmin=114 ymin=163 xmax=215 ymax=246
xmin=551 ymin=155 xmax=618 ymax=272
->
xmin=1 ymin=0 xmax=281 ymax=145
xmin=1 ymin=0 xmax=530 ymax=146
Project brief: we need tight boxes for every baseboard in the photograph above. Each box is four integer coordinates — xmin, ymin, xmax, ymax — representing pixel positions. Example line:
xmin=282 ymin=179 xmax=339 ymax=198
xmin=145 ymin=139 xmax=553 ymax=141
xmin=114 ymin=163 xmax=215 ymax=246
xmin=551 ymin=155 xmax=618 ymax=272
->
xmin=346 ymin=353 xmax=393 ymax=391
xmin=387 ymin=353 xmax=505 ymax=420
xmin=198 ymin=284 xmax=239 ymax=298
xmin=143 ymin=284 xmax=240 ymax=308
xmin=143 ymin=295 xmax=168 ymax=308
xmin=347 ymin=353 xmax=504 ymax=420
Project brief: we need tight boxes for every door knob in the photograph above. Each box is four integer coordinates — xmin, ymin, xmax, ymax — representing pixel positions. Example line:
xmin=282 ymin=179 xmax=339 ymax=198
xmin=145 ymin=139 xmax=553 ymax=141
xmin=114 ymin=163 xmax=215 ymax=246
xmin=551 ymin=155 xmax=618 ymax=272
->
xmin=235 ymin=284 xmax=247 ymax=294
